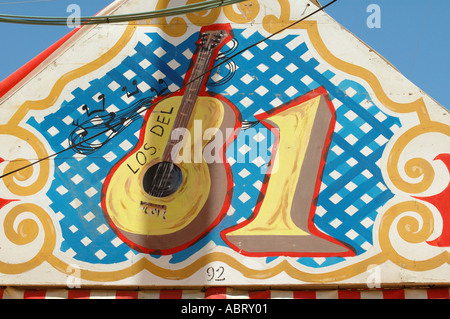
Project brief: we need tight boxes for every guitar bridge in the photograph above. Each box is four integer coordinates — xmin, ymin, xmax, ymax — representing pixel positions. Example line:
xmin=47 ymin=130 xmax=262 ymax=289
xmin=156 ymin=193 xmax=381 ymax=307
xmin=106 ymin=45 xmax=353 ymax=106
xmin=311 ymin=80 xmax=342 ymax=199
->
xmin=140 ymin=201 xmax=167 ymax=219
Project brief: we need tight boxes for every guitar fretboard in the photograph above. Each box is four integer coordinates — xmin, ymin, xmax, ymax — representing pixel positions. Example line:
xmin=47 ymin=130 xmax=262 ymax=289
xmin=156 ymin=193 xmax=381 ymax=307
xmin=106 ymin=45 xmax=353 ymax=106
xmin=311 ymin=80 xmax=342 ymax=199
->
xmin=162 ymin=31 xmax=224 ymax=162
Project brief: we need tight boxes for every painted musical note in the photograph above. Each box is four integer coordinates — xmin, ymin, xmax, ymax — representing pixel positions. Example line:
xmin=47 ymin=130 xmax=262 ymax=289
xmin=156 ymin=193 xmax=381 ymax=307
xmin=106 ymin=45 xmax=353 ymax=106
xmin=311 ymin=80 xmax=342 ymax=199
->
xmin=150 ymin=79 xmax=169 ymax=97
xmin=122 ymin=79 xmax=140 ymax=97
xmin=81 ymin=93 xmax=106 ymax=117
xmin=69 ymin=76 xmax=170 ymax=155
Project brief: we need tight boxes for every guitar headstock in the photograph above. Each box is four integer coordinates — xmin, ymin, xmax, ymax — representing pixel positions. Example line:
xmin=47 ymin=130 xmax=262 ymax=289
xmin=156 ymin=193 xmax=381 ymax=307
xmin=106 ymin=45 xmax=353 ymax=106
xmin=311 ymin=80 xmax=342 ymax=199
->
xmin=198 ymin=24 xmax=233 ymax=51
xmin=200 ymin=30 xmax=226 ymax=50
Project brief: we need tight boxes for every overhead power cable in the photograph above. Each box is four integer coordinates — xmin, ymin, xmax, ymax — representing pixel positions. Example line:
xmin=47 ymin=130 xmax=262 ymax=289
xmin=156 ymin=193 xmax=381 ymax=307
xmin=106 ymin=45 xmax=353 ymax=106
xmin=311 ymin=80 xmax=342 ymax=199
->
xmin=0 ymin=0 xmax=338 ymax=179
xmin=0 ymin=0 xmax=247 ymax=25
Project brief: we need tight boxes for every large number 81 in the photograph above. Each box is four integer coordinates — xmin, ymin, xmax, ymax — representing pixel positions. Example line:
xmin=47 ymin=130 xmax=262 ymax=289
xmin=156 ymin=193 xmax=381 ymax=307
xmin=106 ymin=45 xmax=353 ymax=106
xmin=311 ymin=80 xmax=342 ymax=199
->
xmin=222 ymin=87 xmax=355 ymax=257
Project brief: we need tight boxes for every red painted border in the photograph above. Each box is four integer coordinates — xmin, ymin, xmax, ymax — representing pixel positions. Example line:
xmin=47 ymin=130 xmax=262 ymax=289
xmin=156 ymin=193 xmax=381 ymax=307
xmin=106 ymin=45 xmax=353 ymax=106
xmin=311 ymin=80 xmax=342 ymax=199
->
xmin=415 ymin=154 xmax=450 ymax=247
xmin=68 ymin=289 xmax=91 ymax=299
xmin=116 ymin=290 xmax=139 ymax=299
xmin=160 ymin=289 xmax=183 ymax=299
xmin=249 ymin=290 xmax=271 ymax=299
xmin=205 ymin=287 xmax=227 ymax=299
xmin=0 ymin=27 xmax=81 ymax=99
xmin=293 ymin=290 xmax=316 ymax=299
xmin=338 ymin=290 xmax=361 ymax=299
xmin=382 ymin=289 xmax=405 ymax=299
xmin=23 ymin=289 xmax=47 ymax=299
xmin=427 ymin=287 xmax=450 ymax=299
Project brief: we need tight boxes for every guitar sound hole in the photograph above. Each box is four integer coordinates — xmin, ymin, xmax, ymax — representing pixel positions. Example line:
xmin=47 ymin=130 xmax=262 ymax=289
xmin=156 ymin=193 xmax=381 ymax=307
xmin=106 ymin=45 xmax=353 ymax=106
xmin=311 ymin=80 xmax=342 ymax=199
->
xmin=143 ymin=161 xmax=183 ymax=198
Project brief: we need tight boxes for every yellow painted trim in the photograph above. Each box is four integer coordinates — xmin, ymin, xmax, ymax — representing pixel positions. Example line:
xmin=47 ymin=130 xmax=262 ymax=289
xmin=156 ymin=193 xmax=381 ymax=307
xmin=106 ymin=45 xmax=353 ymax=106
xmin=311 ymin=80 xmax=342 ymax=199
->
xmin=3 ymin=198 xmax=446 ymax=282
xmin=0 ymin=125 xmax=49 ymax=196
xmin=9 ymin=24 xmax=136 ymax=126
xmin=1 ymin=24 xmax=135 ymax=197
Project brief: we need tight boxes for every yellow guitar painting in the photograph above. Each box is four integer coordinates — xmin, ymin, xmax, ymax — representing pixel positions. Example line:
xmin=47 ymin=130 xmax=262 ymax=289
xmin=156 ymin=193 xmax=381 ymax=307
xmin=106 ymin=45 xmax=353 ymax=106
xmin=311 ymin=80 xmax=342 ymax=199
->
xmin=102 ymin=24 xmax=239 ymax=254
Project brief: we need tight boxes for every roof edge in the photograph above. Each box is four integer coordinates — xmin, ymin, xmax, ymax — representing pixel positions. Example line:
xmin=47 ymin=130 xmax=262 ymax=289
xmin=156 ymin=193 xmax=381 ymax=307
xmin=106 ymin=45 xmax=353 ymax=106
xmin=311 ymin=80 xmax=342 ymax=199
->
xmin=0 ymin=28 xmax=81 ymax=100
xmin=0 ymin=0 xmax=126 ymax=100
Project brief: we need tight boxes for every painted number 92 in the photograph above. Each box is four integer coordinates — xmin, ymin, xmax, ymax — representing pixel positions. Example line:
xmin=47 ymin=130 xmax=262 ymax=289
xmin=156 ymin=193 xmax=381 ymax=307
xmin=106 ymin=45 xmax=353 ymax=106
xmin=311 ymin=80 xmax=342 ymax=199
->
xmin=206 ymin=266 xmax=225 ymax=281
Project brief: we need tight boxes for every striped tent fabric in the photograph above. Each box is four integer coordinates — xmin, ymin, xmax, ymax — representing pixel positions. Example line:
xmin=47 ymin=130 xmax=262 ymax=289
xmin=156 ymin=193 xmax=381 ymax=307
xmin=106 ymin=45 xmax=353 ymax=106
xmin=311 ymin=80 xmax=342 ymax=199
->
xmin=1 ymin=287 xmax=449 ymax=299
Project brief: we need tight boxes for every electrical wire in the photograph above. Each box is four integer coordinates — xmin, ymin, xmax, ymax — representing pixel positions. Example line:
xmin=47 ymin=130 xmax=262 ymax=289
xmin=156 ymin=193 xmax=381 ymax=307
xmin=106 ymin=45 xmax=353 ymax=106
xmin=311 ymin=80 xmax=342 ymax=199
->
xmin=0 ymin=0 xmax=338 ymax=179
xmin=0 ymin=0 xmax=247 ymax=25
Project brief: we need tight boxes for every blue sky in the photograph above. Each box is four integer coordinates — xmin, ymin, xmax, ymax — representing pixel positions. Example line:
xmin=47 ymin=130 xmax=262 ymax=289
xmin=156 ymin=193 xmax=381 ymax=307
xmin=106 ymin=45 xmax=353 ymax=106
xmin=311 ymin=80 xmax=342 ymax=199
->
xmin=320 ymin=0 xmax=449 ymax=110
xmin=0 ymin=0 xmax=448 ymax=109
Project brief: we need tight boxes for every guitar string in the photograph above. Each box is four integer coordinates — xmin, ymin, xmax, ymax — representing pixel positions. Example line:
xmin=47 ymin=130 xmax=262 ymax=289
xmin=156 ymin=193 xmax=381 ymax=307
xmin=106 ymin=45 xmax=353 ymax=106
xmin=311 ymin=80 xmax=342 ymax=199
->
xmin=153 ymin=48 xmax=212 ymax=200
xmin=0 ymin=0 xmax=338 ymax=181
xmin=159 ymin=44 xmax=215 ymax=197
xmin=147 ymin=40 xmax=209 ymax=199
xmin=150 ymin=42 xmax=214 ymax=199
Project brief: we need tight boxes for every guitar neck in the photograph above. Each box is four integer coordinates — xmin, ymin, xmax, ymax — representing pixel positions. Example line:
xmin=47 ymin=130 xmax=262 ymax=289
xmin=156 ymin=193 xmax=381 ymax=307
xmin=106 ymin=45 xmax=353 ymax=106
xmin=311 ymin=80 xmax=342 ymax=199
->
xmin=175 ymin=47 xmax=214 ymax=131
xmin=162 ymin=27 xmax=229 ymax=161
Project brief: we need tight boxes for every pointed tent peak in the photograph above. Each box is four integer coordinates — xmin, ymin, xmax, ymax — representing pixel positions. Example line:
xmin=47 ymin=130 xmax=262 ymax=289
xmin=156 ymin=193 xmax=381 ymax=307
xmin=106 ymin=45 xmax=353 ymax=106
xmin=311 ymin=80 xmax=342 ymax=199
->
xmin=0 ymin=0 xmax=446 ymax=114
xmin=101 ymin=0 xmax=326 ymax=19
xmin=0 ymin=0 xmax=325 ymax=100
xmin=0 ymin=0 xmax=123 ymax=100
xmin=309 ymin=0 xmax=322 ymax=7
